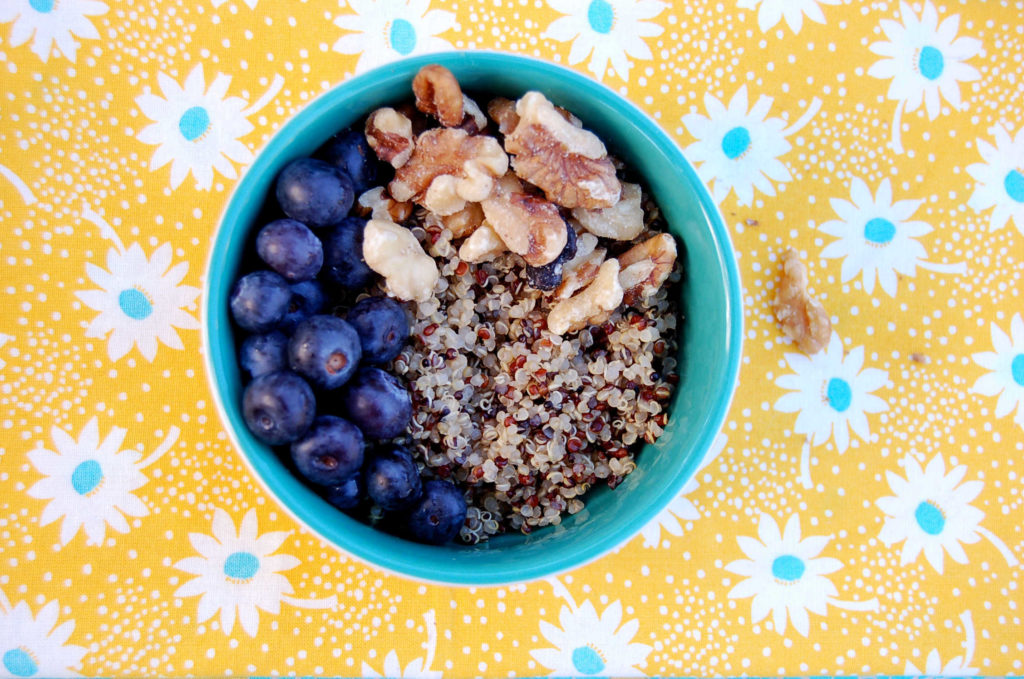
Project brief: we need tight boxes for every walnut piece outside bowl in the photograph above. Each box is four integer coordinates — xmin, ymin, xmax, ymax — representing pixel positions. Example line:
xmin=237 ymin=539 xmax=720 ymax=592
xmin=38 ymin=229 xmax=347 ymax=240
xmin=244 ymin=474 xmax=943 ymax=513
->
xmin=203 ymin=51 xmax=743 ymax=586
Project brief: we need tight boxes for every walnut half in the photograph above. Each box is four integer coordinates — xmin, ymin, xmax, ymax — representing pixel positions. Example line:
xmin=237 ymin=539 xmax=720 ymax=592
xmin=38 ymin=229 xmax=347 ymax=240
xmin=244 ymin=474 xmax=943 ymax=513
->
xmin=362 ymin=219 xmax=439 ymax=303
xmin=572 ymin=182 xmax=644 ymax=241
xmin=412 ymin=64 xmax=464 ymax=127
xmin=773 ymin=248 xmax=831 ymax=354
xmin=480 ymin=173 xmax=567 ymax=266
xmin=365 ymin=107 xmax=415 ymax=168
xmin=555 ymin=231 xmax=605 ymax=299
xmin=504 ymin=91 xmax=621 ymax=209
xmin=390 ymin=128 xmax=509 ymax=216
xmin=547 ymin=259 xmax=623 ymax=335
xmin=617 ymin=233 xmax=677 ymax=307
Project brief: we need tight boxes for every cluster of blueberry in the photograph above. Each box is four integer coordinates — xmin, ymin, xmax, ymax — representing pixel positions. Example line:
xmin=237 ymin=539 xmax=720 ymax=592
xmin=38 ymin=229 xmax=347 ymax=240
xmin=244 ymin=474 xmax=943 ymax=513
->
xmin=227 ymin=127 xmax=466 ymax=545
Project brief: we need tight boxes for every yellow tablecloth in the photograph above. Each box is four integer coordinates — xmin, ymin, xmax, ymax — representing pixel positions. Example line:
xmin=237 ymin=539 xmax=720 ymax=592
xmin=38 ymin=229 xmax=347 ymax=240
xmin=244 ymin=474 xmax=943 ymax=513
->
xmin=2 ymin=0 xmax=1022 ymax=676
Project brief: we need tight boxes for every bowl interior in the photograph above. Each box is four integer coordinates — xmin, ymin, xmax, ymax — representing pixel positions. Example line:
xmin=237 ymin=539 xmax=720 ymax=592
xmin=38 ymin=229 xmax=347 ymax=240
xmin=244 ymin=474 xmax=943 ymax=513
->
xmin=205 ymin=52 xmax=741 ymax=585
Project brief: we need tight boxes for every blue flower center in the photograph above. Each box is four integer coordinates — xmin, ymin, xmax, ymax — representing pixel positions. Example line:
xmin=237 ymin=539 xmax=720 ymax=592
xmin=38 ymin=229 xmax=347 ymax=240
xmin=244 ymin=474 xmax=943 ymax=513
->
xmin=3 ymin=648 xmax=39 ymax=677
xmin=918 ymin=46 xmax=944 ymax=80
xmin=1011 ymin=354 xmax=1024 ymax=387
xmin=587 ymin=0 xmax=614 ymax=34
xmin=571 ymin=645 xmax=606 ymax=675
xmin=1004 ymin=170 xmax=1024 ymax=204
xmin=71 ymin=459 xmax=104 ymax=496
xmin=118 ymin=288 xmax=153 ymax=320
xmin=825 ymin=377 xmax=852 ymax=413
xmin=389 ymin=18 xmax=417 ymax=55
xmin=914 ymin=500 xmax=945 ymax=535
xmin=223 ymin=551 xmax=260 ymax=581
xmin=771 ymin=554 xmax=806 ymax=582
xmin=178 ymin=106 xmax=211 ymax=142
xmin=864 ymin=217 xmax=896 ymax=244
xmin=721 ymin=126 xmax=751 ymax=160
xmin=29 ymin=0 xmax=54 ymax=12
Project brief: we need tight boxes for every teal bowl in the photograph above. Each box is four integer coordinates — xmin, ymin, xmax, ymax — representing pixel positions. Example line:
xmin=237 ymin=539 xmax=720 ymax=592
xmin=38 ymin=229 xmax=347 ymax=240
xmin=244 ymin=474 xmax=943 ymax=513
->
xmin=203 ymin=51 xmax=742 ymax=585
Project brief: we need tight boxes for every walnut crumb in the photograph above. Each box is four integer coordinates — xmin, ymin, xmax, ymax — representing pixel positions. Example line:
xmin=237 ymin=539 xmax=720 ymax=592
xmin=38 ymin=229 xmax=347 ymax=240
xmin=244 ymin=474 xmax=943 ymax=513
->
xmin=773 ymin=248 xmax=831 ymax=354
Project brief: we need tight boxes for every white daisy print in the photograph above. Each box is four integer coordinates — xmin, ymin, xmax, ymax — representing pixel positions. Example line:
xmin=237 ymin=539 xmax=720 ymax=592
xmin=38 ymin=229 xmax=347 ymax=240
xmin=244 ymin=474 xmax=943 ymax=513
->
xmin=905 ymin=611 xmax=977 ymax=676
xmin=530 ymin=577 xmax=651 ymax=676
xmin=0 ymin=593 xmax=87 ymax=678
xmin=970 ymin=313 xmax=1024 ymax=429
xmin=362 ymin=611 xmax=440 ymax=679
xmin=173 ymin=508 xmax=337 ymax=638
xmin=0 ymin=162 xmax=37 ymax=206
xmin=639 ymin=433 xmax=725 ymax=548
xmin=819 ymin=177 xmax=966 ymax=297
xmin=75 ymin=204 xmax=200 ymax=363
xmin=0 ymin=0 xmax=106 ymax=63
xmin=542 ymin=0 xmax=666 ymax=82
xmin=25 ymin=417 xmax=178 ymax=546
xmin=135 ymin=64 xmax=282 ymax=190
xmin=774 ymin=331 xmax=889 ymax=458
xmin=868 ymin=1 xmax=981 ymax=153
xmin=333 ymin=0 xmax=455 ymax=74
xmin=724 ymin=514 xmax=878 ymax=637
xmin=877 ymin=454 xmax=1019 ymax=573
xmin=682 ymin=85 xmax=821 ymax=207
xmin=967 ymin=123 xmax=1024 ymax=236
xmin=736 ymin=0 xmax=838 ymax=34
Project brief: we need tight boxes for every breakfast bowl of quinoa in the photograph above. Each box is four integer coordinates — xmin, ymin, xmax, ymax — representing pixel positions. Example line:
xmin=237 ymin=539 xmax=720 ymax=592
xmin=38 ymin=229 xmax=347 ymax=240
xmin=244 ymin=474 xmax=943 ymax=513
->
xmin=203 ymin=52 xmax=742 ymax=585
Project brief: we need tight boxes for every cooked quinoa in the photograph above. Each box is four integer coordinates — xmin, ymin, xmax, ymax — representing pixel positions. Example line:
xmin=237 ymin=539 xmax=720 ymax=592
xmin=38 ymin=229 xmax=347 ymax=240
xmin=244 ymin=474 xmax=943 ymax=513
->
xmin=373 ymin=197 xmax=681 ymax=543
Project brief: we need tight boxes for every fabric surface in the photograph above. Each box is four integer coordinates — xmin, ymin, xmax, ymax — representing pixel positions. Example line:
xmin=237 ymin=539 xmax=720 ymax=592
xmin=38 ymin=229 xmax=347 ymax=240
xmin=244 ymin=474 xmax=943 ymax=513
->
xmin=1 ymin=0 xmax=1023 ymax=676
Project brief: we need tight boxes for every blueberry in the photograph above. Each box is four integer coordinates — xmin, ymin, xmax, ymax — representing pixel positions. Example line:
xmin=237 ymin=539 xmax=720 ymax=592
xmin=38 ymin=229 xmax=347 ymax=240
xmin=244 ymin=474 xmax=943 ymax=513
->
xmin=288 ymin=315 xmax=362 ymax=390
xmin=340 ymin=367 xmax=412 ymax=439
xmin=318 ymin=128 xmax=381 ymax=195
xmin=279 ymin=280 xmax=326 ymax=334
xmin=364 ymin=444 xmax=422 ymax=511
xmin=242 ymin=370 xmax=316 ymax=445
xmin=524 ymin=222 xmax=577 ymax=291
xmin=290 ymin=415 xmax=364 ymax=486
xmin=239 ymin=331 xmax=288 ymax=379
xmin=407 ymin=480 xmax=468 ymax=545
xmin=322 ymin=216 xmax=376 ymax=290
xmin=230 ymin=270 xmax=292 ymax=332
xmin=325 ymin=473 xmax=364 ymax=510
xmin=346 ymin=296 xmax=409 ymax=365
xmin=256 ymin=219 xmax=324 ymax=282
xmin=275 ymin=158 xmax=354 ymax=228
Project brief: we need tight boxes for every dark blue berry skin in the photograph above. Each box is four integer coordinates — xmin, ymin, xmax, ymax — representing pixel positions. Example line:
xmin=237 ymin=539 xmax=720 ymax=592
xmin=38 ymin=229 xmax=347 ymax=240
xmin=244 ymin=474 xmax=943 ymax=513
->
xmin=275 ymin=158 xmax=354 ymax=228
xmin=279 ymin=280 xmax=326 ymax=334
xmin=239 ymin=331 xmax=288 ymax=380
xmin=364 ymin=445 xmax=422 ymax=511
xmin=340 ymin=367 xmax=412 ymax=439
xmin=524 ymin=222 xmax=577 ymax=291
xmin=325 ymin=473 xmax=364 ymax=510
xmin=242 ymin=370 xmax=316 ymax=445
xmin=322 ymin=217 xmax=375 ymax=290
xmin=346 ymin=296 xmax=409 ymax=365
xmin=230 ymin=270 xmax=292 ymax=332
xmin=288 ymin=315 xmax=362 ymax=390
xmin=290 ymin=415 xmax=364 ymax=487
xmin=407 ymin=480 xmax=468 ymax=545
xmin=256 ymin=219 xmax=324 ymax=282
xmin=318 ymin=129 xmax=381 ymax=195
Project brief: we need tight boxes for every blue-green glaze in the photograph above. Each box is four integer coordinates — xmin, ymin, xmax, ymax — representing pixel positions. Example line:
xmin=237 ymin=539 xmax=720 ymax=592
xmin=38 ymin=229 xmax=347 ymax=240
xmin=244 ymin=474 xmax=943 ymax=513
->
xmin=203 ymin=52 xmax=743 ymax=585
